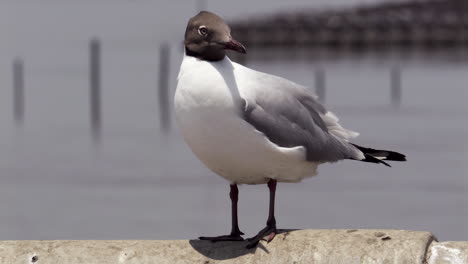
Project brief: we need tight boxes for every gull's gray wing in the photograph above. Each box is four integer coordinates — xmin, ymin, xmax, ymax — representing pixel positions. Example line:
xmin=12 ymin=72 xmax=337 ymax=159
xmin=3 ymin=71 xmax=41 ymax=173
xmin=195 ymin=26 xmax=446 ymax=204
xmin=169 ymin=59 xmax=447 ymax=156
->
xmin=240 ymin=73 xmax=362 ymax=162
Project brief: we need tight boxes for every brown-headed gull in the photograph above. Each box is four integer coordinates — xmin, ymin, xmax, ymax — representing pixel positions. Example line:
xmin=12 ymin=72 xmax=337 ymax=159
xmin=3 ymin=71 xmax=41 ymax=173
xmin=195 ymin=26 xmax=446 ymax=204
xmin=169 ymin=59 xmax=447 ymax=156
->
xmin=174 ymin=11 xmax=406 ymax=248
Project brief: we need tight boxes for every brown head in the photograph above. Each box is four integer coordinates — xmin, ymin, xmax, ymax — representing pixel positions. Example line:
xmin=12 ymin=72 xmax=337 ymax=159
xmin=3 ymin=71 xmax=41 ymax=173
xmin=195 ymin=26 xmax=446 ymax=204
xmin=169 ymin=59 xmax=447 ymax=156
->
xmin=184 ymin=11 xmax=246 ymax=61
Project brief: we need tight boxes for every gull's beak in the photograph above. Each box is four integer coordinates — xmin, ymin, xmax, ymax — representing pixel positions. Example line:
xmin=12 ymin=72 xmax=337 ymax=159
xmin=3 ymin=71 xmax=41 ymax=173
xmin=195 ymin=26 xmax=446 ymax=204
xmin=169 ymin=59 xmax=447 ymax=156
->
xmin=224 ymin=38 xmax=246 ymax=54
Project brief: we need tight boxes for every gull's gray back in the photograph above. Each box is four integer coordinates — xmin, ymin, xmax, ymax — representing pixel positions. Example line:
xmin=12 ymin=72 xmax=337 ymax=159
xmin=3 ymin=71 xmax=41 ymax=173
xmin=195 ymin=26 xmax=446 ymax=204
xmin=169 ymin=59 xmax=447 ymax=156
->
xmin=237 ymin=65 xmax=362 ymax=162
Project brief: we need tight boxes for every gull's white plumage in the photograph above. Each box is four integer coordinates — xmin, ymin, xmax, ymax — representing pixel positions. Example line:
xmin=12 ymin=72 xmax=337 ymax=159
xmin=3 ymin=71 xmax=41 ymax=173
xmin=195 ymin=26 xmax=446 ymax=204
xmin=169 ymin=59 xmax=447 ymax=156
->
xmin=175 ymin=55 xmax=361 ymax=184
xmin=175 ymin=10 xmax=405 ymax=246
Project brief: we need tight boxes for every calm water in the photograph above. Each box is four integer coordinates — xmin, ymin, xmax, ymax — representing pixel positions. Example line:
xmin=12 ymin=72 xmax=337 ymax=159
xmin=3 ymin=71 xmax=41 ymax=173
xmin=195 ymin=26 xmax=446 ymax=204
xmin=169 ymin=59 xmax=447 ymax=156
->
xmin=0 ymin=1 xmax=467 ymax=241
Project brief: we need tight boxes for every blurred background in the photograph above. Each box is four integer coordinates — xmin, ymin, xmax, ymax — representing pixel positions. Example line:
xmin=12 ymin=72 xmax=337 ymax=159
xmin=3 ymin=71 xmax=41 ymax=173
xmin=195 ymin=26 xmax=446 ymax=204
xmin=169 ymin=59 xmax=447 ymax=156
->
xmin=0 ymin=0 xmax=467 ymax=241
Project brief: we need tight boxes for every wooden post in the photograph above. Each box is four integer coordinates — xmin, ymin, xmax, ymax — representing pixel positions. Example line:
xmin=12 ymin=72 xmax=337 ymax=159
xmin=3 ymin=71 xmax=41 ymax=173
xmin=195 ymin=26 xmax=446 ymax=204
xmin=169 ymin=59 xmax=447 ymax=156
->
xmin=89 ymin=38 xmax=101 ymax=143
xmin=315 ymin=68 xmax=326 ymax=103
xmin=158 ymin=43 xmax=170 ymax=133
xmin=390 ymin=66 xmax=401 ymax=107
xmin=13 ymin=58 xmax=24 ymax=125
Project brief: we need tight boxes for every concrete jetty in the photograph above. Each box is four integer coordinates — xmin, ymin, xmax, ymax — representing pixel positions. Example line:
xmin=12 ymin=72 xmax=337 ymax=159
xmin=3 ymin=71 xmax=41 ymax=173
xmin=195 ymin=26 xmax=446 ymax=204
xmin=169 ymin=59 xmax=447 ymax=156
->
xmin=1 ymin=229 xmax=467 ymax=263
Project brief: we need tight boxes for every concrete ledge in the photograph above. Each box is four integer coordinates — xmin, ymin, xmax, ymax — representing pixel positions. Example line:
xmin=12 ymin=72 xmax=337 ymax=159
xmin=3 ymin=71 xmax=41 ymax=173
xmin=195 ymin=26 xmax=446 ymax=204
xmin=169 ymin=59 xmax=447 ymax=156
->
xmin=0 ymin=229 xmax=466 ymax=264
xmin=428 ymin=241 xmax=468 ymax=264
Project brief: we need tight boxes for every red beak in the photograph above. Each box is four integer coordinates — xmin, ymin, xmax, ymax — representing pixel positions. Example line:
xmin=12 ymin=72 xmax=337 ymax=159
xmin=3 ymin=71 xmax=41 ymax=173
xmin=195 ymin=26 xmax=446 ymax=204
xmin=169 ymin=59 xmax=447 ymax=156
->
xmin=224 ymin=38 xmax=246 ymax=54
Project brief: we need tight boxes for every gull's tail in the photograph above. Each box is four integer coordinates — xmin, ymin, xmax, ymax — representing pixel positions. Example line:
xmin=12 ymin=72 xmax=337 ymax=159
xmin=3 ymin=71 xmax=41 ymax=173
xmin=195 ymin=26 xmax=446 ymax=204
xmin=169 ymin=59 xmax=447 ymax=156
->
xmin=351 ymin=143 xmax=406 ymax=167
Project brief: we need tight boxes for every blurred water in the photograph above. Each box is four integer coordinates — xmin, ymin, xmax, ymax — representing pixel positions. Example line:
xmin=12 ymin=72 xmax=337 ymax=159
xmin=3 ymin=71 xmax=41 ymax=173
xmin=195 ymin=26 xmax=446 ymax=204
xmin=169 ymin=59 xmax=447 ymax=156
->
xmin=0 ymin=0 xmax=467 ymax=242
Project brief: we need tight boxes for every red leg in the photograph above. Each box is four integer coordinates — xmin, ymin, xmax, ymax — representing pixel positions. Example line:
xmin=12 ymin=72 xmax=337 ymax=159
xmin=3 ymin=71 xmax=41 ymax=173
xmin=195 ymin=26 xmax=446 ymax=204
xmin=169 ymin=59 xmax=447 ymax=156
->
xmin=246 ymin=179 xmax=278 ymax=248
xmin=199 ymin=184 xmax=244 ymax=242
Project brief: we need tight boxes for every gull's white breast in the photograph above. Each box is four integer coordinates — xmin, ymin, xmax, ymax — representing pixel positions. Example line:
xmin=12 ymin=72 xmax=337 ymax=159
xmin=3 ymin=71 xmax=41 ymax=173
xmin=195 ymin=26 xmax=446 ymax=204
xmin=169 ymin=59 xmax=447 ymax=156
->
xmin=174 ymin=56 xmax=318 ymax=184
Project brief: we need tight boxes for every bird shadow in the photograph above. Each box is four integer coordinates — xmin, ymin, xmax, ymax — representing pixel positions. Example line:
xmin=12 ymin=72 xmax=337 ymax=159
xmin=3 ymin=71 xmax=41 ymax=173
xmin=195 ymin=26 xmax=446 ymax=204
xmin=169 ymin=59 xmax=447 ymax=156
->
xmin=188 ymin=229 xmax=300 ymax=260
xmin=210 ymin=56 xmax=243 ymax=106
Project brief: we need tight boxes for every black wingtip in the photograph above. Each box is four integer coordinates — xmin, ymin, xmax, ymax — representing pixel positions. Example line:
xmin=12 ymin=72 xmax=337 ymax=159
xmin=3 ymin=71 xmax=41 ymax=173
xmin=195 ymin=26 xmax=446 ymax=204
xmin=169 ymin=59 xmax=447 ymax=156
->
xmin=351 ymin=143 xmax=406 ymax=162
xmin=386 ymin=151 xmax=407 ymax=162
xmin=364 ymin=154 xmax=392 ymax=167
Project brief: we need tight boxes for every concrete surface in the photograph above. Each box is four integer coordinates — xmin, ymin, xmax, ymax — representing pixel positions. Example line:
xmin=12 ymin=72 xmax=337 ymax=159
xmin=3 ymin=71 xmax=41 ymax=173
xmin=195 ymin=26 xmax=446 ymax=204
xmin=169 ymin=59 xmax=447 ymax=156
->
xmin=427 ymin=241 xmax=468 ymax=264
xmin=2 ymin=229 xmax=466 ymax=264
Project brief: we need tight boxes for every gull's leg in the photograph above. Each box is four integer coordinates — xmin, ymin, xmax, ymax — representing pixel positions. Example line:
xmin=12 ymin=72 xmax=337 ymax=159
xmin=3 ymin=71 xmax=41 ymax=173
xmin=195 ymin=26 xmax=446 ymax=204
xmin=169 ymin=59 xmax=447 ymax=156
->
xmin=246 ymin=179 xmax=278 ymax=248
xmin=199 ymin=184 xmax=244 ymax=242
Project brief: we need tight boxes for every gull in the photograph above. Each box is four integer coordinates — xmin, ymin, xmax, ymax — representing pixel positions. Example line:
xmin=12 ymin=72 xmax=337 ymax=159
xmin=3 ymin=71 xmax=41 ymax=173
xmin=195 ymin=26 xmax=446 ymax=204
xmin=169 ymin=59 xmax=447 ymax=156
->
xmin=174 ymin=11 xmax=406 ymax=248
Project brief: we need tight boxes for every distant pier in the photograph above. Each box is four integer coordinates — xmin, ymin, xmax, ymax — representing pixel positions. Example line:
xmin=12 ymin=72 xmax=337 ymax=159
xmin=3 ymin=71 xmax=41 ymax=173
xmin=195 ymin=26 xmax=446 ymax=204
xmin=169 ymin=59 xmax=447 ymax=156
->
xmin=230 ymin=0 xmax=468 ymax=49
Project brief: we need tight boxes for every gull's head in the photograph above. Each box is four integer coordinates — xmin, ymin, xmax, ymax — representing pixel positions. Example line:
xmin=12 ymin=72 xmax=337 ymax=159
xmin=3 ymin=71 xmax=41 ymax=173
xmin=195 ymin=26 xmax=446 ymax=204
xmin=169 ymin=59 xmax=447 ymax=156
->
xmin=184 ymin=11 xmax=246 ymax=61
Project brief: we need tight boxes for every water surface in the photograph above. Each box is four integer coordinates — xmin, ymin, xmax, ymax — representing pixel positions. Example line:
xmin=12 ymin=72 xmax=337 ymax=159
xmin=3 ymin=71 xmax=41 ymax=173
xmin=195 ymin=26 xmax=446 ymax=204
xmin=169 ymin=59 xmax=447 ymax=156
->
xmin=0 ymin=1 xmax=467 ymax=241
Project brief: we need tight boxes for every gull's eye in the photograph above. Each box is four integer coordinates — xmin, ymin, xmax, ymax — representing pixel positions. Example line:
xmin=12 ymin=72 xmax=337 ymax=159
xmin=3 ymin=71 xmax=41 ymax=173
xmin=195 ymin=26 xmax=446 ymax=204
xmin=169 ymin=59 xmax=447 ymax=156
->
xmin=198 ymin=26 xmax=208 ymax=36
